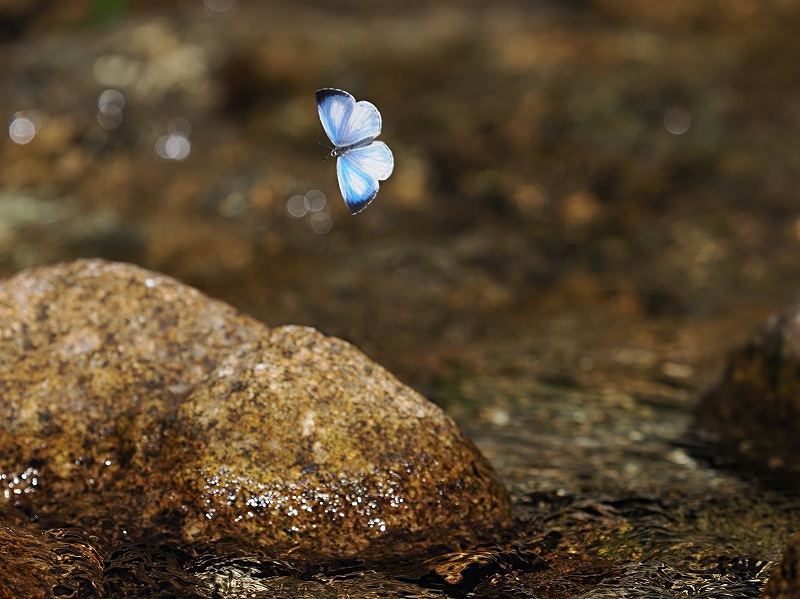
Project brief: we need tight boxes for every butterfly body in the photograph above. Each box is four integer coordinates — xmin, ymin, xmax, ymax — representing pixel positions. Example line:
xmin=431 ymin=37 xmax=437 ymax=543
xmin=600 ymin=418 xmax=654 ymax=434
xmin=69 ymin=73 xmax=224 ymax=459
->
xmin=328 ymin=137 xmax=375 ymax=157
xmin=316 ymin=88 xmax=394 ymax=214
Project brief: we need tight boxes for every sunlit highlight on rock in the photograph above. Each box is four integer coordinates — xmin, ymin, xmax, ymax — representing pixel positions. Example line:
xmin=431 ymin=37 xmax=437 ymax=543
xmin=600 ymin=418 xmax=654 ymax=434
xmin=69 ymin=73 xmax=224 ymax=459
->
xmin=1 ymin=467 xmax=39 ymax=499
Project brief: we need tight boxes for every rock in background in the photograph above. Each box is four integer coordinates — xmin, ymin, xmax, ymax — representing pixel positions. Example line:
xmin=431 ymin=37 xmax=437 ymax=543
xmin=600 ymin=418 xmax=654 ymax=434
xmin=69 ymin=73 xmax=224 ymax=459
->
xmin=762 ymin=533 xmax=800 ymax=599
xmin=696 ymin=302 xmax=800 ymax=487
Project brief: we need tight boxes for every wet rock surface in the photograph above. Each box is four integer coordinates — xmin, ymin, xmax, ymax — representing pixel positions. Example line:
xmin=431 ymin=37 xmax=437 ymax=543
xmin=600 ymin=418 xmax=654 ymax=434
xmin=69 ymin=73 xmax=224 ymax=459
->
xmin=169 ymin=326 xmax=510 ymax=555
xmin=696 ymin=303 xmax=800 ymax=487
xmin=0 ymin=260 xmax=511 ymax=565
xmin=0 ymin=260 xmax=263 ymax=518
xmin=763 ymin=533 xmax=800 ymax=599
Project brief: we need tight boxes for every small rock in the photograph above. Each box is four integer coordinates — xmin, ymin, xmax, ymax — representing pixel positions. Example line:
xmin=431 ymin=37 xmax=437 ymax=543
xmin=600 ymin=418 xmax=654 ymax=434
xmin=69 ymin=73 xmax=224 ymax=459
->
xmin=0 ymin=259 xmax=512 ymax=556
xmin=695 ymin=302 xmax=800 ymax=485
xmin=762 ymin=533 xmax=800 ymax=599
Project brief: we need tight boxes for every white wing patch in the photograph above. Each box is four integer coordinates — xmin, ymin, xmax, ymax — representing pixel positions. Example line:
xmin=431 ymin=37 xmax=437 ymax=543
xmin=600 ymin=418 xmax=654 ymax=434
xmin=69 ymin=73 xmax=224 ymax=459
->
xmin=344 ymin=141 xmax=394 ymax=181
xmin=340 ymin=101 xmax=382 ymax=146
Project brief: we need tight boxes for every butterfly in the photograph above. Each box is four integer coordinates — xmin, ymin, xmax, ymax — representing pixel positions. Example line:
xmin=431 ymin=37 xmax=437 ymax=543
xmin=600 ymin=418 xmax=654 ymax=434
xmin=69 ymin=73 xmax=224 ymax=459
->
xmin=316 ymin=88 xmax=394 ymax=214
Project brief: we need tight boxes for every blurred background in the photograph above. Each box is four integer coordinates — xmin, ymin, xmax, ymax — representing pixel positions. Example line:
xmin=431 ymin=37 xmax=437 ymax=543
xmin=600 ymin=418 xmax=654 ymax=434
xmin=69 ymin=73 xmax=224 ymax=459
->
xmin=2 ymin=0 xmax=800 ymax=407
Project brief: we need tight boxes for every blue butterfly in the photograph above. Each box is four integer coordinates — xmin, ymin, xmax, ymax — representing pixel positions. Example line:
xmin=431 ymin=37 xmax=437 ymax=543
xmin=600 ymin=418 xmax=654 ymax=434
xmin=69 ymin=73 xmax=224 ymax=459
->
xmin=316 ymin=88 xmax=394 ymax=214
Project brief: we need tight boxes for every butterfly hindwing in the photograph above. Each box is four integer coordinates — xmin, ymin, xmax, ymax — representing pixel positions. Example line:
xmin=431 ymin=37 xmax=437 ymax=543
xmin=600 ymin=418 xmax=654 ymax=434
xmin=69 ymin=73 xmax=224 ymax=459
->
xmin=336 ymin=154 xmax=380 ymax=215
xmin=343 ymin=141 xmax=394 ymax=181
xmin=316 ymin=89 xmax=355 ymax=146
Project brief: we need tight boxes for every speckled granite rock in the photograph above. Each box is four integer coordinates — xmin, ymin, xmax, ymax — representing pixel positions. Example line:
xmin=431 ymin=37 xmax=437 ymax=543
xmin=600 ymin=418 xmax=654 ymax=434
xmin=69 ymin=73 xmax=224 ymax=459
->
xmin=696 ymin=302 xmax=800 ymax=484
xmin=0 ymin=259 xmax=264 ymax=521
xmin=0 ymin=260 xmax=511 ymax=556
xmin=162 ymin=326 xmax=511 ymax=555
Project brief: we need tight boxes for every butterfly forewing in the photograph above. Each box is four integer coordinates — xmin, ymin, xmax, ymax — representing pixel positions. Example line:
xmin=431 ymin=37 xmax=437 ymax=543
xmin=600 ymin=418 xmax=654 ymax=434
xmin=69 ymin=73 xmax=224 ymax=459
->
xmin=340 ymin=101 xmax=382 ymax=147
xmin=336 ymin=155 xmax=380 ymax=214
xmin=344 ymin=141 xmax=394 ymax=181
xmin=316 ymin=89 xmax=355 ymax=146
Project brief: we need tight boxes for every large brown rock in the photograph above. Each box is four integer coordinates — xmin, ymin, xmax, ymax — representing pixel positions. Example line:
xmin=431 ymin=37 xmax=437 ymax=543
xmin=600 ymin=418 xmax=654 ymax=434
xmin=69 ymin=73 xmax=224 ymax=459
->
xmin=0 ymin=259 xmax=511 ymax=556
xmin=164 ymin=326 xmax=511 ymax=555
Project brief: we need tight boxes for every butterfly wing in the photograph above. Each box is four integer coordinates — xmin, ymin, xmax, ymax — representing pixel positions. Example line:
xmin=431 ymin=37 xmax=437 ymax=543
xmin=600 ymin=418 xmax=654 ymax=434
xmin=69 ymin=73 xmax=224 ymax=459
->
xmin=316 ymin=89 xmax=355 ymax=146
xmin=343 ymin=141 xmax=394 ymax=181
xmin=339 ymin=101 xmax=382 ymax=146
xmin=336 ymin=154 xmax=380 ymax=215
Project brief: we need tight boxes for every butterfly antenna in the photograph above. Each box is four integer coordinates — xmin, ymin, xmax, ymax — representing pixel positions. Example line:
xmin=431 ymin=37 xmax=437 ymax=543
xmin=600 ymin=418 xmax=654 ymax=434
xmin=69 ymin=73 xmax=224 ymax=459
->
xmin=318 ymin=141 xmax=333 ymax=160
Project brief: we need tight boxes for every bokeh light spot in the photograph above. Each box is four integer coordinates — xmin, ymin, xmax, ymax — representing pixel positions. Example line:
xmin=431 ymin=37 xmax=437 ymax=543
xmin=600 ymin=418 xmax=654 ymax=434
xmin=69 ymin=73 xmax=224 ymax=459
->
xmin=155 ymin=117 xmax=192 ymax=161
xmin=304 ymin=189 xmax=327 ymax=213
xmin=93 ymin=54 xmax=139 ymax=88
xmin=155 ymin=134 xmax=191 ymax=161
xmin=204 ymin=0 xmax=239 ymax=18
xmin=286 ymin=190 xmax=333 ymax=235
xmin=97 ymin=89 xmax=125 ymax=129
xmin=9 ymin=115 xmax=36 ymax=145
xmin=664 ymin=107 xmax=691 ymax=135
xmin=286 ymin=195 xmax=308 ymax=218
xmin=310 ymin=212 xmax=332 ymax=235
xmin=8 ymin=111 xmax=46 ymax=145
xmin=167 ymin=116 xmax=191 ymax=137
xmin=218 ymin=192 xmax=248 ymax=218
